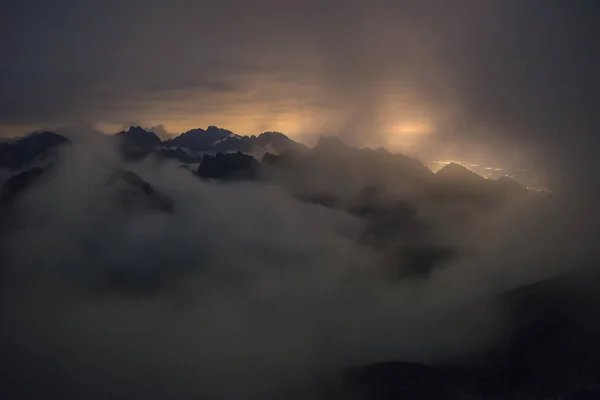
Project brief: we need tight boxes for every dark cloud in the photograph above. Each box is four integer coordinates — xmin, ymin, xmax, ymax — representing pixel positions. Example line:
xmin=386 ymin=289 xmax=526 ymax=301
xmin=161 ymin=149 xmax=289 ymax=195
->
xmin=2 ymin=0 xmax=598 ymax=191
xmin=2 ymin=1 xmax=599 ymax=180
xmin=0 ymin=137 xmax=492 ymax=397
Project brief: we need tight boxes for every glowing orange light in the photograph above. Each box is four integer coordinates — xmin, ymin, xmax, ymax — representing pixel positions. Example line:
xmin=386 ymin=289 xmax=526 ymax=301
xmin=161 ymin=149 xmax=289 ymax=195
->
xmin=391 ymin=121 xmax=433 ymax=135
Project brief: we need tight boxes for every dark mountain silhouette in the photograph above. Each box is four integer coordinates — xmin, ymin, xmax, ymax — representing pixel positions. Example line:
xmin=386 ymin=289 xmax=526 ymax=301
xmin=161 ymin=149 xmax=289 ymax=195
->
xmin=0 ymin=128 xmax=529 ymax=211
xmin=436 ymin=162 xmax=485 ymax=182
xmin=325 ymin=361 xmax=489 ymax=399
xmin=212 ymin=131 xmax=308 ymax=154
xmin=435 ymin=163 xmax=527 ymax=196
xmin=156 ymin=148 xmax=203 ymax=164
xmin=178 ymin=164 xmax=195 ymax=173
xmin=254 ymin=131 xmax=308 ymax=153
xmin=0 ymin=166 xmax=173 ymax=213
xmin=259 ymin=140 xmax=530 ymax=282
xmin=197 ymin=152 xmax=259 ymax=180
xmin=116 ymin=126 xmax=307 ymax=160
xmin=163 ymin=126 xmax=233 ymax=151
xmin=269 ymin=135 xmax=432 ymax=179
xmin=260 ymin=142 xmax=458 ymax=280
xmin=362 ymin=147 xmax=434 ymax=181
xmin=0 ymin=166 xmax=49 ymax=205
xmin=113 ymin=126 xmax=205 ymax=163
xmin=433 ymin=162 xmax=489 ymax=200
xmin=0 ymin=131 xmax=68 ymax=169
xmin=326 ymin=267 xmax=600 ymax=399
xmin=312 ymin=135 xmax=351 ymax=154
xmin=432 ymin=163 xmax=527 ymax=207
xmin=261 ymin=151 xmax=301 ymax=169
xmin=312 ymin=136 xmax=433 ymax=181
xmin=495 ymin=175 xmax=528 ymax=196
xmin=261 ymin=138 xmax=434 ymax=199
xmin=116 ymin=126 xmax=161 ymax=160
xmin=263 ymin=135 xmax=434 ymax=203
xmin=106 ymin=170 xmax=174 ymax=212
xmin=213 ymin=135 xmax=253 ymax=153
xmin=116 ymin=126 xmax=161 ymax=147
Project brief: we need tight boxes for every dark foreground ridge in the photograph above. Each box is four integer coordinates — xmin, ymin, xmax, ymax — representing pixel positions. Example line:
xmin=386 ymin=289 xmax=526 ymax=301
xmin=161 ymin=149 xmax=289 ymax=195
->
xmin=197 ymin=152 xmax=260 ymax=180
xmin=324 ymin=267 xmax=600 ymax=399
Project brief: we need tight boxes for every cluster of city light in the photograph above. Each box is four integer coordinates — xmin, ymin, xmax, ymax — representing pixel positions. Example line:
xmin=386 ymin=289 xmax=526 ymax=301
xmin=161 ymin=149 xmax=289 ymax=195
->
xmin=432 ymin=160 xmax=481 ymax=168
xmin=431 ymin=160 xmax=550 ymax=192
xmin=527 ymin=186 xmax=552 ymax=193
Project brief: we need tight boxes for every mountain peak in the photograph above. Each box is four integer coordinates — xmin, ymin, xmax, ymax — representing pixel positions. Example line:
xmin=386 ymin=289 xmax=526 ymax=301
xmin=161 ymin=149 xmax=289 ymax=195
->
xmin=182 ymin=127 xmax=206 ymax=135
xmin=206 ymin=126 xmax=233 ymax=135
xmin=107 ymin=170 xmax=174 ymax=212
xmin=495 ymin=175 xmax=527 ymax=193
xmin=127 ymin=125 xmax=147 ymax=133
xmin=313 ymin=136 xmax=349 ymax=152
xmin=117 ymin=126 xmax=160 ymax=141
xmin=436 ymin=163 xmax=484 ymax=181
xmin=116 ymin=127 xmax=161 ymax=160
xmin=0 ymin=167 xmax=49 ymax=205
xmin=374 ymin=147 xmax=392 ymax=155
xmin=198 ymin=152 xmax=259 ymax=180
xmin=165 ymin=126 xmax=232 ymax=151
xmin=258 ymin=131 xmax=286 ymax=139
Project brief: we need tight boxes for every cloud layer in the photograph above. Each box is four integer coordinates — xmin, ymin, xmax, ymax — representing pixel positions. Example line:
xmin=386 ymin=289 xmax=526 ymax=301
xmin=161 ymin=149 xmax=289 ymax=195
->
xmin=1 ymin=130 xmax=598 ymax=398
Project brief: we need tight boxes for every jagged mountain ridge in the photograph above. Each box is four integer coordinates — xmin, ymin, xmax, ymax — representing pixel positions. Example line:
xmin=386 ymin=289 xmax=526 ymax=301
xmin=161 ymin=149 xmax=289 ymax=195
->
xmin=163 ymin=126 xmax=234 ymax=151
xmin=161 ymin=126 xmax=308 ymax=155
xmin=114 ymin=125 xmax=308 ymax=162
xmin=197 ymin=152 xmax=260 ymax=180
xmin=0 ymin=131 xmax=69 ymax=169
xmin=0 ymin=127 xmax=526 ymax=194
xmin=436 ymin=162 xmax=486 ymax=182
xmin=0 ymin=131 xmax=530 ymax=289
xmin=433 ymin=162 xmax=528 ymax=205
xmin=116 ymin=126 xmax=162 ymax=160
xmin=0 ymin=166 xmax=173 ymax=213
xmin=0 ymin=126 xmax=307 ymax=167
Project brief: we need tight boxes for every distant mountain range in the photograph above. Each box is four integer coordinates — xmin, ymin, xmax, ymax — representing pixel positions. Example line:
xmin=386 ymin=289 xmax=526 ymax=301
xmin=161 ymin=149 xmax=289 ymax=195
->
xmin=0 ymin=126 xmax=530 ymax=196
xmin=0 ymin=126 xmax=534 ymax=289
xmin=0 ymin=125 xmax=310 ymax=168
xmin=162 ymin=126 xmax=308 ymax=154
xmin=110 ymin=125 xmax=308 ymax=162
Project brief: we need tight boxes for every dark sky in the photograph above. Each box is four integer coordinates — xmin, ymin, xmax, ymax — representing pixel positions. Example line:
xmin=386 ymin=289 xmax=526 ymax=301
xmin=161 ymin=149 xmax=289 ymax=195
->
xmin=2 ymin=0 xmax=599 ymax=182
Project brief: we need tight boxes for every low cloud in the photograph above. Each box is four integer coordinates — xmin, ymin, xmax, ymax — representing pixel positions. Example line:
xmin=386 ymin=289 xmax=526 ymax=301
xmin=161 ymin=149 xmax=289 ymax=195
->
xmin=0 ymin=131 xmax=597 ymax=399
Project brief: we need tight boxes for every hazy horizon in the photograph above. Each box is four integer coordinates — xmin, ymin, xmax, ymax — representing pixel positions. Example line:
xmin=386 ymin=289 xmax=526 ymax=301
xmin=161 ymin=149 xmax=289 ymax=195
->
xmin=4 ymin=1 xmax=599 ymax=191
